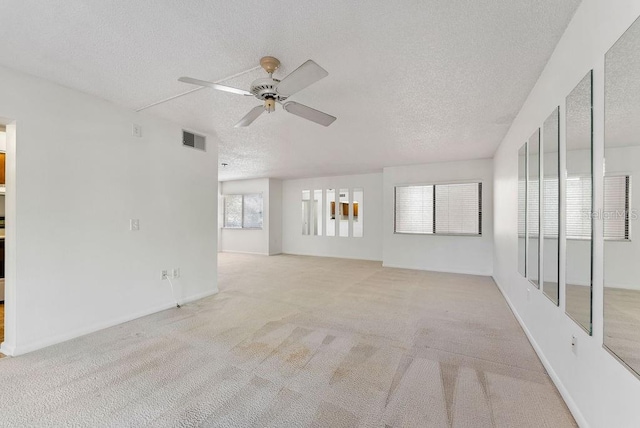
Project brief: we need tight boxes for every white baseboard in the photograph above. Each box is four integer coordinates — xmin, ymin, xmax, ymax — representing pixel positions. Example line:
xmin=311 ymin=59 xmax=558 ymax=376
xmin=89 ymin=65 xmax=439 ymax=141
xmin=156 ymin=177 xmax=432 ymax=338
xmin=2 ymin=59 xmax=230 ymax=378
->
xmin=220 ymin=250 xmax=270 ymax=256
xmin=2 ymin=288 xmax=219 ymax=357
xmin=382 ymin=262 xmax=492 ymax=277
xmin=492 ymin=276 xmax=588 ymax=428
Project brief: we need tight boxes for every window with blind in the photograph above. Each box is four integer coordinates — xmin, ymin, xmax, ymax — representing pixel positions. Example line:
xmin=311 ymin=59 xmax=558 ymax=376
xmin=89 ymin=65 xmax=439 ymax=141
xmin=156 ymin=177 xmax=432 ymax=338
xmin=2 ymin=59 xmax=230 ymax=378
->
xmin=519 ymin=175 xmax=630 ymax=240
xmin=394 ymin=182 xmax=481 ymax=235
xmin=223 ymin=193 xmax=263 ymax=229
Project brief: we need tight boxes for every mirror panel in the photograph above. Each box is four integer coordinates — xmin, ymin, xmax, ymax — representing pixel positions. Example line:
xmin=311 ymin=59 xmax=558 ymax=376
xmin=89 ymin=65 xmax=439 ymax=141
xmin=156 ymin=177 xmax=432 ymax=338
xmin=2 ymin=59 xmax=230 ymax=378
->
xmin=353 ymin=188 xmax=363 ymax=238
xmin=604 ymin=16 xmax=640 ymax=376
xmin=518 ymin=143 xmax=527 ymax=277
xmin=543 ymin=108 xmax=560 ymax=305
xmin=314 ymin=190 xmax=323 ymax=236
xmin=302 ymin=190 xmax=311 ymax=235
xmin=528 ymin=129 xmax=540 ymax=288
xmin=339 ymin=188 xmax=349 ymax=237
xmin=565 ymin=71 xmax=593 ymax=334
xmin=326 ymin=189 xmax=336 ymax=236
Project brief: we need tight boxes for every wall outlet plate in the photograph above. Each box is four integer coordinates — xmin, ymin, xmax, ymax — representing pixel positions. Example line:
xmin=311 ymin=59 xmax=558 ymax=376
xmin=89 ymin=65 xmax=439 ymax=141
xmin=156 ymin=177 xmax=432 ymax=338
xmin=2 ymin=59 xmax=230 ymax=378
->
xmin=130 ymin=219 xmax=140 ymax=231
xmin=172 ymin=268 xmax=180 ymax=279
xmin=161 ymin=270 xmax=168 ymax=280
xmin=132 ymin=123 xmax=142 ymax=138
xmin=571 ymin=335 xmax=577 ymax=354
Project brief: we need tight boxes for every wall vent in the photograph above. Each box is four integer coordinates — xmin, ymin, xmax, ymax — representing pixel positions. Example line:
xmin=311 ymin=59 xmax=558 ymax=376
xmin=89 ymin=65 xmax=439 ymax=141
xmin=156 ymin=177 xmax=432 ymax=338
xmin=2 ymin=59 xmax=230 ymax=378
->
xmin=182 ymin=130 xmax=206 ymax=151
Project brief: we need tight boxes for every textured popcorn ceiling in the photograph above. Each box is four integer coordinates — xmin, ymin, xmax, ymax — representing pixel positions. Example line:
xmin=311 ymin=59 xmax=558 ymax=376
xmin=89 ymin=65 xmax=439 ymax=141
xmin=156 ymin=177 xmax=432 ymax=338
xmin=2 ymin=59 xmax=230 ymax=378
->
xmin=0 ymin=0 xmax=580 ymax=180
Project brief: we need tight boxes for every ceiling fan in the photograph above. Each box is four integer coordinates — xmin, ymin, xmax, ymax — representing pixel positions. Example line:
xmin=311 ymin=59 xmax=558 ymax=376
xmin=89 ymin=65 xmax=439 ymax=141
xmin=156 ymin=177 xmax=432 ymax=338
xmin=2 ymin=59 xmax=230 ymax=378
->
xmin=179 ymin=56 xmax=336 ymax=128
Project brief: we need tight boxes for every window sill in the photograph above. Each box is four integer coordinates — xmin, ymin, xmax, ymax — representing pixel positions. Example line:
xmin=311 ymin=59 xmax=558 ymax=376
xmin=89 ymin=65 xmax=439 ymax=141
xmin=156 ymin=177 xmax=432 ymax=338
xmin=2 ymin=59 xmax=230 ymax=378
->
xmin=222 ymin=227 xmax=263 ymax=230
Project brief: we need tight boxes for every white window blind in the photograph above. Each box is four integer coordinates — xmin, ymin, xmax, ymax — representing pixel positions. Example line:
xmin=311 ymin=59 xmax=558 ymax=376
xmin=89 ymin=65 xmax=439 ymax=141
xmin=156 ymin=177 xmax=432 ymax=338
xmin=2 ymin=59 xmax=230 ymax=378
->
xmin=394 ymin=185 xmax=434 ymax=234
xmin=224 ymin=193 xmax=263 ymax=229
xmin=394 ymin=182 xmax=481 ymax=235
xmin=543 ymin=178 xmax=559 ymax=237
xmin=518 ymin=179 xmax=526 ymax=236
xmin=604 ymin=175 xmax=629 ymax=240
xmin=435 ymin=183 xmax=481 ymax=235
xmin=566 ymin=176 xmax=592 ymax=239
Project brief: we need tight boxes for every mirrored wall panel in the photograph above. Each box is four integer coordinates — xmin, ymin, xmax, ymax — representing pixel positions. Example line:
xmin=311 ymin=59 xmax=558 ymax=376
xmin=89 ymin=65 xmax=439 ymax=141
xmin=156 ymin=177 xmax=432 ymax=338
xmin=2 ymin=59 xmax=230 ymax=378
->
xmin=339 ymin=188 xmax=349 ymax=237
xmin=528 ymin=129 xmax=540 ymax=288
xmin=353 ymin=188 xmax=363 ymax=238
xmin=518 ymin=143 xmax=527 ymax=277
xmin=604 ymin=16 xmax=640 ymax=376
xmin=565 ymin=71 xmax=593 ymax=334
xmin=302 ymin=190 xmax=311 ymax=235
xmin=302 ymin=190 xmax=323 ymax=235
xmin=326 ymin=189 xmax=336 ymax=236
xmin=543 ymin=108 xmax=560 ymax=305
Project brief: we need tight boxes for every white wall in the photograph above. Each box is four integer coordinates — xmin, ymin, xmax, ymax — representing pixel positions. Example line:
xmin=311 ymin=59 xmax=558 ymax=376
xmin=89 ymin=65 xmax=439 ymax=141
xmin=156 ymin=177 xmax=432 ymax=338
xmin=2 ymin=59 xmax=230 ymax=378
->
xmin=383 ymin=159 xmax=494 ymax=275
xmin=492 ymin=2 xmax=640 ymax=426
xmin=282 ymin=173 xmax=383 ymax=261
xmin=0 ymin=65 xmax=219 ymax=356
xmin=219 ymin=178 xmax=271 ymax=255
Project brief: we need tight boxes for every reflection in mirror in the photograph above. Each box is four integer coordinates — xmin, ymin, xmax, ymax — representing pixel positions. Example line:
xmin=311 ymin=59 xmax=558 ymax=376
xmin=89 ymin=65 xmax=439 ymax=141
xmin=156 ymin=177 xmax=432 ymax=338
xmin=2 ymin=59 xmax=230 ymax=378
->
xmin=543 ymin=108 xmax=560 ymax=305
xmin=565 ymin=70 xmax=593 ymax=334
xmin=604 ymin=16 xmax=640 ymax=376
xmin=326 ymin=189 xmax=336 ymax=236
xmin=302 ymin=190 xmax=311 ymax=235
xmin=314 ymin=190 xmax=323 ymax=236
xmin=518 ymin=143 xmax=527 ymax=277
xmin=353 ymin=188 xmax=363 ymax=238
xmin=528 ymin=129 xmax=540 ymax=288
xmin=339 ymin=188 xmax=349 ymax=237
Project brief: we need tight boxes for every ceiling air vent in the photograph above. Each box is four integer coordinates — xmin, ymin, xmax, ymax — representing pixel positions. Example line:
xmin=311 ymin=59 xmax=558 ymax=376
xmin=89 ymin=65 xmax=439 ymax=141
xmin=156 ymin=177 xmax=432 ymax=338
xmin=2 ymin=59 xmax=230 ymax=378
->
xmin=182 ymin=130 xmax=206 ymax=151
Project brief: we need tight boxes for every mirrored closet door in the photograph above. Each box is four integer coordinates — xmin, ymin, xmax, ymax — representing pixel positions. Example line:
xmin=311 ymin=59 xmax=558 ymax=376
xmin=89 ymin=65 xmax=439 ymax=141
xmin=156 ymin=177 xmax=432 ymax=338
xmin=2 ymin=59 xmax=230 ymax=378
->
xmin=528 ymin=130 xmax=540 ymax=288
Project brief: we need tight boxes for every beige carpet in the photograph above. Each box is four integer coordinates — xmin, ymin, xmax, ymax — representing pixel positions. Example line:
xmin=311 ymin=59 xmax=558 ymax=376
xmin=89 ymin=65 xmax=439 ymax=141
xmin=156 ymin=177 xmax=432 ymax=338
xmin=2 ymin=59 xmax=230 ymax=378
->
xmin=0 ymin=253 xmax=575 ymax=427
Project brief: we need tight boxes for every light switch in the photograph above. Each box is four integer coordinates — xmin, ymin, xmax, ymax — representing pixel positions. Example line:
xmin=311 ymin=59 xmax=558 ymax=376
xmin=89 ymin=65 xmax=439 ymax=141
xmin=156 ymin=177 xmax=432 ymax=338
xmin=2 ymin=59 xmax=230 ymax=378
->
xmin=132 ymin=123 xmax=142 ymax=138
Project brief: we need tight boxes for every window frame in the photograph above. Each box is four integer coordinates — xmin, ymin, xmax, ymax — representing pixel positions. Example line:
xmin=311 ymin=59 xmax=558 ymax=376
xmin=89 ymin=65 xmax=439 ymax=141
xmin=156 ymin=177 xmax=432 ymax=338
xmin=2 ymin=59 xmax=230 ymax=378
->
xmin=223 ymin=193 xmax=264 ymax=230
xmin=393 ymin=181 xmax=483 ymax=237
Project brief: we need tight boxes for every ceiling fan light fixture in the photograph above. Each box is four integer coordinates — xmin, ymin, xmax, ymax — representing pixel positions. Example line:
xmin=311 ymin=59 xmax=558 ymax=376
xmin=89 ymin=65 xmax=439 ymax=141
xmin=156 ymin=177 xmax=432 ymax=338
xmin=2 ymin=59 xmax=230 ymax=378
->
xmin=264 ymin=98 xmax=276 ymax=113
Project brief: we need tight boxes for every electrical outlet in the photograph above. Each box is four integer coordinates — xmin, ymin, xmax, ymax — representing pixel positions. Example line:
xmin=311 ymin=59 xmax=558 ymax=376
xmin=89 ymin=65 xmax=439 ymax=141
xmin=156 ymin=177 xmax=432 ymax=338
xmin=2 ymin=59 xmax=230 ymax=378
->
xmin=130 ymin=219 xmax=140 ymax=231
xmin=172 ymin=268 xmax=180 ymax=279
xmin=132 ymin=123 xmax=142 ymax=138
xmin=161 ymin=270 xmax=168 ymax=280
xmin=571 ymin=335 xmax=577 ymax=354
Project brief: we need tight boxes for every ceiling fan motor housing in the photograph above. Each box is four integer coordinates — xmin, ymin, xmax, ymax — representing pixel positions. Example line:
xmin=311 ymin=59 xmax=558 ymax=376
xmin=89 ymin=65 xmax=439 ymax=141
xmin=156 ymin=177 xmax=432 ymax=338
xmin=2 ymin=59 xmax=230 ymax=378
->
xmin=250 ymin=77 xmax=288 ymax=102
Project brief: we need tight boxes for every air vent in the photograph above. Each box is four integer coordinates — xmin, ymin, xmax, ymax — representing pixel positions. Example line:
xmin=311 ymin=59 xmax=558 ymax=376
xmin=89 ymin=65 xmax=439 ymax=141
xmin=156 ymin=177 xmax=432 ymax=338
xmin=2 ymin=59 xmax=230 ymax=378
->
xmin=182 ymin=130 xmax=206 ymax=151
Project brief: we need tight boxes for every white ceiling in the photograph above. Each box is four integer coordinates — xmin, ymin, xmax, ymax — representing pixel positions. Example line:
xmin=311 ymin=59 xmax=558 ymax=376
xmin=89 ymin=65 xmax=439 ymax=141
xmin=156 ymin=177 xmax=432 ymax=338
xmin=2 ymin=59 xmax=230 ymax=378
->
xmin=0 ymin=0 xmax=580 ymax=181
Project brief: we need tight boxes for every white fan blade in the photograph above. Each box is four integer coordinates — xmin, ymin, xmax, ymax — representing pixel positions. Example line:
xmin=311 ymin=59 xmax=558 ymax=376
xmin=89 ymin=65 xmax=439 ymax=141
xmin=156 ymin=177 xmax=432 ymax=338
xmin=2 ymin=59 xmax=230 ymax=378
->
xmin=178 ymin=77 xmax=252 ymax=96
xmin=275 ymin=60 xmax=328 ymax=96
xmin=282 ymin=101 xmax=336 ymax=127
xmin=234 ymin=105 xmax=265 ymax=127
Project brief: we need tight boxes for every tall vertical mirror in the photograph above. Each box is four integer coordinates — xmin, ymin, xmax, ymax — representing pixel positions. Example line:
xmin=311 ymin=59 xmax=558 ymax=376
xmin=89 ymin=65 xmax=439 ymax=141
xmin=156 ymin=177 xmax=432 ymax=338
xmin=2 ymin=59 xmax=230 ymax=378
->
xmin=353 ymin=188 xmax=363 ymax=238
xmin=565 ymin=71 xmax=593 ymax=334
xmin=543 ymin=108 xmax=560 ymax=305
xmin=326 ymin=189 xmax=336 ymax=236
xmin=302 ymin=190 xmax=311 ymax=235
xmin=518 ymin=143 xmax=527 ymax=277
xmin=604 ymin=16 xmax=640 ymax=376
xmin=339 ymin=188 xmax=349 ymax=237
xmin=528 ymin=129 xmax=540 ymax=288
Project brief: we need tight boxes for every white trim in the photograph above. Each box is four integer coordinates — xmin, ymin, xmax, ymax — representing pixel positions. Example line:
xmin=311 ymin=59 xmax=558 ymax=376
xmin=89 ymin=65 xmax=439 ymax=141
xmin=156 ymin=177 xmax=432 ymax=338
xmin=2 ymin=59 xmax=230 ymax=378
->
xmin=492 ymin=276 xmax=588 ymax=428
xmin=0 ymin=289 xmax=219 ymax=357
xmin=382 ymin=262 xmax=491 ymax=276
xmin=282 ymin=251 xmax=382 ymax=262
xmin=220 ymin=250 xmax=270 ymax=256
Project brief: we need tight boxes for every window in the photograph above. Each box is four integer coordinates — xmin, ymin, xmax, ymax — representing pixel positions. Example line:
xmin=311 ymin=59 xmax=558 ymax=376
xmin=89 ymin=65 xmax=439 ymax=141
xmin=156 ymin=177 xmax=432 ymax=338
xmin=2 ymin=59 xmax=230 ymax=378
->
xmin=520 ymin=175 xmax=630 ymax=240
xmin=604 ymin=175 xmax=630 ymax=240
xmin=394 ymin=182 xmax=482 ymax=235
xmin=223 ymin=193 xmax=263 ymax=229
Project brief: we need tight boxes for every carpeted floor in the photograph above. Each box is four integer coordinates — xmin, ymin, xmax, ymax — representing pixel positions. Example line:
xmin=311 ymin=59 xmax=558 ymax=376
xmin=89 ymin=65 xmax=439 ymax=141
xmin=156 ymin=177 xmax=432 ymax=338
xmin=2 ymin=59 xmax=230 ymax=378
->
xmin=0 ymin=253 xmax=575 ymax=427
